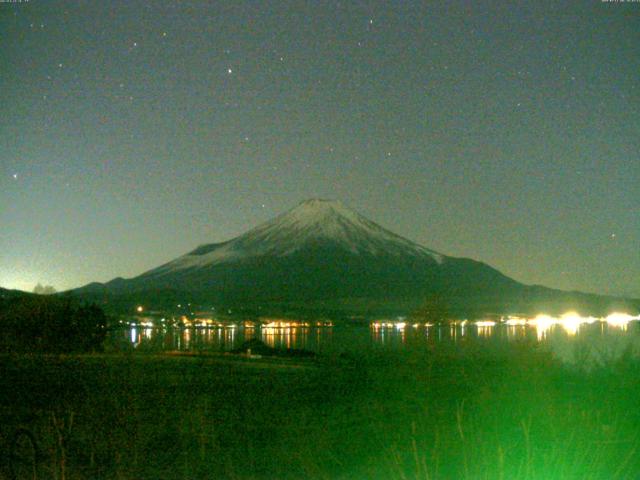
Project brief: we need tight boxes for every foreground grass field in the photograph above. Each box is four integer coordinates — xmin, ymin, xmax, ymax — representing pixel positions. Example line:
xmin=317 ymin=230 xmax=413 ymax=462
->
xmin=1 ymin=340 xmax=639 ymax=479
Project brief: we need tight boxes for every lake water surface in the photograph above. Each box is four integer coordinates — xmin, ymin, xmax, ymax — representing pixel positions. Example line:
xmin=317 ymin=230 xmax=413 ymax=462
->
xmin=113 ymin=316 xmax=640 ymax=366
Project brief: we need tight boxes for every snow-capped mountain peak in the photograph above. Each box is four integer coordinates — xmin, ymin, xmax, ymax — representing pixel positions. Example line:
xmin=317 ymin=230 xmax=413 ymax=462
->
xmin=275 ymin=198 xmax=360 ymax=226
xmin=143 ymin=199 xmax=443 ymax=277
xmin=249 ymin=198 xmax=382 ymax=242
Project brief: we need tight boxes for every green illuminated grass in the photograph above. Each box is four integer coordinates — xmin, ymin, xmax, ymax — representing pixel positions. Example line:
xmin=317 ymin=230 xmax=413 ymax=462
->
xmin=0 ymin=341 xmax=638 ymax=479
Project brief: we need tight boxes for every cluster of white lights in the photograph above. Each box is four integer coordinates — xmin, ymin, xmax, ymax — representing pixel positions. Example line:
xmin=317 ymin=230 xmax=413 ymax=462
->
xmin=604 ymin=312 xmax=640 ymax=328
xmin=475 ymin=320 xmax=497 ymax=327
xmin=370 ymin=312 xmax=639 ymax=338
xmin=263 ymin=321 xmax=310 ymax=328
xmin=495 ymin=312 xmax=639 ymax=339
xmin=371 ymin=321 xmax=435 ymax=330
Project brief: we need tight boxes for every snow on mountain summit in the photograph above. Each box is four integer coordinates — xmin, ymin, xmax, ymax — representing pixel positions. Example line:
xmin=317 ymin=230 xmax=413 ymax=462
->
xmin=143 ymin=199 xmax=444 ymax=276
xmin=248 ymin=198 xmax=385 ymax=244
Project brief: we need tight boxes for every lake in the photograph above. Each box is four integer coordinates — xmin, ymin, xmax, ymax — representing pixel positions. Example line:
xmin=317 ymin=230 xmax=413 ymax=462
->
xmin=113 ymin=313 xmax=640 ymax=366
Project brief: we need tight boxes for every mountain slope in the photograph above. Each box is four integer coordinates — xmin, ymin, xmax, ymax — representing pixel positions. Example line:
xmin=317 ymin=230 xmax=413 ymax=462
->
xmin=111 ymin=199 xmax=518 ymax=301
xmin=71 ymin=199 xmax=638 ymax=317
xmin=0 ymin=287 xmax=32 ymax=301
xmin=142 ymin=199 xmax=444 ymax=279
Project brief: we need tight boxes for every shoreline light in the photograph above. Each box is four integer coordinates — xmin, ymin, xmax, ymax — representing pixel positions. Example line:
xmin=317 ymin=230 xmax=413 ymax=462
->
xmin=528 ymin=314 xmax=557 ymax=340
xmin=504 ymin=316 xmax=527 ymax=326
xmin=475 ymin=320 xmax=496 ymax=328
xmin=605 ymin=312 xmax=640 ymax=329
xmin=559 ymin=312 xmax=584 ymax=336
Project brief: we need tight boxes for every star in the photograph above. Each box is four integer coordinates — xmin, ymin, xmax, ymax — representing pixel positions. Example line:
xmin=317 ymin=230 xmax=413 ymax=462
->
xmin=162 ymin=32 xmax=167 ymax=37
xmin=12 ymin=173 xmax=18 ymax=179
xmin=227 ymin=68 xmax=233 ymax=74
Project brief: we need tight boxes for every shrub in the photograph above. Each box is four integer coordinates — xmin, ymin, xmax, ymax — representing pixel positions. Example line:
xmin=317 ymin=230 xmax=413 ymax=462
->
xmin=0 ymin=295 xmax=107 ymax=353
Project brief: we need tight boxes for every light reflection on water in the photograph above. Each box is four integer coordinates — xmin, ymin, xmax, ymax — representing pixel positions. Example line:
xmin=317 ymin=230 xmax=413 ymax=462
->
xmin=115 ymin=320 xmax=640 ymax=365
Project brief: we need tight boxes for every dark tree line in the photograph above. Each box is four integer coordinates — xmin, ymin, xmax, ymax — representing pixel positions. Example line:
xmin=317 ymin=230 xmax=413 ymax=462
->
xmin=0 ymin=295 xmax=107 ymax=353
xmin=409 ymin=292 xmax=452 ymax=323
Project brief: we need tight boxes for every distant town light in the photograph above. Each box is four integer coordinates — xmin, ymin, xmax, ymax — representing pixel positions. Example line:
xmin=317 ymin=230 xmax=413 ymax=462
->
xmin=504 ymin=316 xmax=527 ymax=326
xmin=475 ymin=320 xmax=496 ymax=327
xmin=559 ymin=312 xmax=583 ymax=336
xmin=528 ymin=314 xmax=556 ymax=340
xmin=605 ymin=312 xmax=640 ymax=329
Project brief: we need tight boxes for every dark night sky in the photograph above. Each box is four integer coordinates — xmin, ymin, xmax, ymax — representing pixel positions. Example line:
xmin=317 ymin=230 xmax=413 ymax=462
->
xmin=1 ymin=1 xmax=638 ymax=297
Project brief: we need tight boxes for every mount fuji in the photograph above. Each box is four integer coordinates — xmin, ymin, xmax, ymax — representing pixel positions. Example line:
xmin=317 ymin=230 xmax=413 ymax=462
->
xmin=71 ymin=199 xmax=636 ymax=317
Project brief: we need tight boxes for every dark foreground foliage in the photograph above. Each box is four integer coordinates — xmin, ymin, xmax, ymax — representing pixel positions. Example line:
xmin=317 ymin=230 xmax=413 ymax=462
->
xmin=0 ymin=295 xmax=106 ymax=353
xmin=0 ymin=342 xmax=639 ymax=479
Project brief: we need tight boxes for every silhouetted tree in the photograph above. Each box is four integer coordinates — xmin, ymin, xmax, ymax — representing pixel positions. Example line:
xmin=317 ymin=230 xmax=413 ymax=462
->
xmin=33 ymin=283 xmax=57 ymax=295
xmin=0 ymin=295 xmax=106 ymax=353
